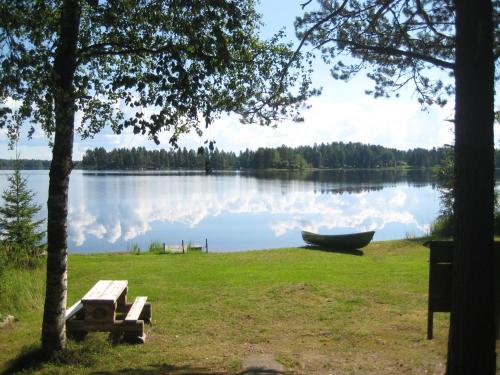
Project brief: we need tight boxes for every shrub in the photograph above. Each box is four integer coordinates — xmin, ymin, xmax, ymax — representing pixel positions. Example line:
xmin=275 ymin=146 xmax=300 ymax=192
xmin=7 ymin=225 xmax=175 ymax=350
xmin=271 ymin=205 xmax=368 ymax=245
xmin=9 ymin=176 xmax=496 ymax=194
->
xmin=430 ymin=215 xmax=454 ymax=238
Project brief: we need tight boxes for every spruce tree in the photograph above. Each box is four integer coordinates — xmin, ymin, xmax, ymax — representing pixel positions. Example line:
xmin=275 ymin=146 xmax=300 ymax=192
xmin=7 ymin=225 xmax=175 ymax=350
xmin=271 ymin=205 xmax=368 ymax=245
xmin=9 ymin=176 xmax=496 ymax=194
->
xmin=0 ymin=159 xmax=45 ymax=266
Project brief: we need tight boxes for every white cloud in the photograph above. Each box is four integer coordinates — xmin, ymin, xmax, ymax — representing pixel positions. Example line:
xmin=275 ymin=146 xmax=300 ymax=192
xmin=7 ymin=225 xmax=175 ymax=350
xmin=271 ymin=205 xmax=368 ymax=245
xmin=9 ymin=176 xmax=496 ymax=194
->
xmin=181 ymin=94 xmax=455 ymax=155
xmin=68 ymin=205 xmax=97 ymax=246
xmin=268 ymin=188 xmax=429 ymax=237
xmin=2 ymin=62 xmax=496 ymax=161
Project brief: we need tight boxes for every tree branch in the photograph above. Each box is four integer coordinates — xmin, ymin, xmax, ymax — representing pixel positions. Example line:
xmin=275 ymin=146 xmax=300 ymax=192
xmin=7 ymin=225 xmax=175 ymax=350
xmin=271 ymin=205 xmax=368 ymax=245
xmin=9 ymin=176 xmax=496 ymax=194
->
xmin=276 ymin=0 xmax=349 ymax=91
xmin=415 ymin=0 xmax=454 ymax=41
xmin=294 ymin=0 xmax=349 ymax=63
xmin=301 ymin=0 xmax=313 ymax=9
xmin=319 ymin=37 xmax=455 ymax=70
xmin=77 ymin=42 xmax=176 ymax=65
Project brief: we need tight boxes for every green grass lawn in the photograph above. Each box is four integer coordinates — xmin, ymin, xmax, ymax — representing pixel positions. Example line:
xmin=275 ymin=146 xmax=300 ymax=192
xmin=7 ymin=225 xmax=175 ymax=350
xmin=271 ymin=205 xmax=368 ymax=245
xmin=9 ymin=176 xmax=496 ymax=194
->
xmin=0 ymin=241 xmax=473 ymax=374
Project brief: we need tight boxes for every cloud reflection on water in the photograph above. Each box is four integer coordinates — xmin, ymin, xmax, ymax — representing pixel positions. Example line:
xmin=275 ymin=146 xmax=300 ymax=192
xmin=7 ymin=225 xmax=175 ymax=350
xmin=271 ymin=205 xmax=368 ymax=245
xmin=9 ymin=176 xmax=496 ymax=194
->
xmin=67 ymin=171 xmax=437 ymax=250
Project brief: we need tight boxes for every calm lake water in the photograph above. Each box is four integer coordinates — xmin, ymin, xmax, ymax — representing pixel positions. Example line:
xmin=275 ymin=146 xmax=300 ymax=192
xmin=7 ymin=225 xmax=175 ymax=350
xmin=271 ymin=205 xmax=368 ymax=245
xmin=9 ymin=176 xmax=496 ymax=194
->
xmin=0 ymin=169 xmax=442 ymax=253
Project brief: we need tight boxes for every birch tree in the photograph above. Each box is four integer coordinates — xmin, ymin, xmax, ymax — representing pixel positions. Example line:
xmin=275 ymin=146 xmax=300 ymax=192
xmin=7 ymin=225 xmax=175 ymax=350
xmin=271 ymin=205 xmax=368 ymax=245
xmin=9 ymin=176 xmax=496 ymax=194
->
xmin=0 ymin=0 xmax=315 ymax=357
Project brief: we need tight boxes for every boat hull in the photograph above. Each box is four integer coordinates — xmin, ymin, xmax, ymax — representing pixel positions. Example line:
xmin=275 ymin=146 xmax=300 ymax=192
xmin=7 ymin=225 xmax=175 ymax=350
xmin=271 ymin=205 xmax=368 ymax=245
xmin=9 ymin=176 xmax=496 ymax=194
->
xmin=301 ymin=230 xmax=375 ymax=250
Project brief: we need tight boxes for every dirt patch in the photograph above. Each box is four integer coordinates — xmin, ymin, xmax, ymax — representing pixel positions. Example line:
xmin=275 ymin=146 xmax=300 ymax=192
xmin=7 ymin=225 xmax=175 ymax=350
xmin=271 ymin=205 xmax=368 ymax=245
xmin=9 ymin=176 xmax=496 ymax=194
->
xmin=0 ymin=315 xmax=14 ymax=329
xmin=242 ymin=354 xmax=284 ymax=374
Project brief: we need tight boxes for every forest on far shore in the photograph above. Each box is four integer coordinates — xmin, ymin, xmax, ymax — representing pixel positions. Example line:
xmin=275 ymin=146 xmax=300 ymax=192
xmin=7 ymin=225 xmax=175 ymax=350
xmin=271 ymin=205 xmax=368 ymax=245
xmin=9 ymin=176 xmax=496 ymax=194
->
xmin=80 ymin=142 xmax=447 ymax=170
xmin=3 ymin=142 xmax=500 ymax=171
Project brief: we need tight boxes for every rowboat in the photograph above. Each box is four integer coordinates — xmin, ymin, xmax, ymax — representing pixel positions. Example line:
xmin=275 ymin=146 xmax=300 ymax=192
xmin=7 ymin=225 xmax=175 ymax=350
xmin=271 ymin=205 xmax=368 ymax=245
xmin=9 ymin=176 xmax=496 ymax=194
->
xmin=301 ymin=230 xmax=375 ymax=250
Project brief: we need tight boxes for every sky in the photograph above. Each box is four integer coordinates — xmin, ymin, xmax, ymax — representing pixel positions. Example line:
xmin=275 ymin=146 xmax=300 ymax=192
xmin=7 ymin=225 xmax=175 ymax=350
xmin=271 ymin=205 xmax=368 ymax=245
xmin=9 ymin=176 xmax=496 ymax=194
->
xmin=2 ymin=0 xmax=494 ymax=160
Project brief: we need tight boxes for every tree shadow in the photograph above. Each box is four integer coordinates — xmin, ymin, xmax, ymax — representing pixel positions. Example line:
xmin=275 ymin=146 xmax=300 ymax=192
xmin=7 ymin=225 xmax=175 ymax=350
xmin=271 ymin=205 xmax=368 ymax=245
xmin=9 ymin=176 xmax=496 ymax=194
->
xmin=1 ymin=345 xmax=45 ymax=375
xmin=237 ymin=369 xmax=284 ymax=374
xmin=2 ymin=355 xmax=223 ymax=375
xmin=90 ymin=363 xmax=224 ymax=374
xmin=2 ymin=336 xmax=120 ymax=375
xmin=2 ymin=347 xmax=289 ymax=375
xmin=91 ymin=364 xmax=286 ymax=375
xmin=302 ymin=245 xmax=364 ymax=256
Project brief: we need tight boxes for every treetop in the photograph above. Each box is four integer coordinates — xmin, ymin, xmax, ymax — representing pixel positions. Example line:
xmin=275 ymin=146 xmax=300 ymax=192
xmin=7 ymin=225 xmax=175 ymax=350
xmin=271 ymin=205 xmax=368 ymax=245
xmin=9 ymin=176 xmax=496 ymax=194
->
xmin=0 ymin=0 xmax=317 ymax=146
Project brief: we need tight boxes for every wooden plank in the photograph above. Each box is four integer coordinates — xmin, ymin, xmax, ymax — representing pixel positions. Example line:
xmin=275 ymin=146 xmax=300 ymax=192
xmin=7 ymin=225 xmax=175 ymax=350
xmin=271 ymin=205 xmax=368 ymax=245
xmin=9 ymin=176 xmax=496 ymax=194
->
xmin=426 ymin=241 xmax=453 ymax=264
xmin=82 ymin=280 xmax=128 ymax=303
xmin=165 ymin=245 xmax=183 ymax=253
xmin=117 ymin=302 xmax=152 ymax=323
xmin=84 ymin=304 xmax=116 ymax=323
xmin=429 ymin=263 xmax=452 ymax=311
xmin=65 ymin=300 xmax=83 ymax=320
xmin=125 ymin=296 xmax=148 ymax=322
xmin=81 ymin=280 xmax=113 ymax=301
xmin=100 ymin=281 xmax=128 ymax=302
xmin=117 ymin=288 xmax=128 ymax=308
xmin=67 ymin=319 xmax=144 ymax=333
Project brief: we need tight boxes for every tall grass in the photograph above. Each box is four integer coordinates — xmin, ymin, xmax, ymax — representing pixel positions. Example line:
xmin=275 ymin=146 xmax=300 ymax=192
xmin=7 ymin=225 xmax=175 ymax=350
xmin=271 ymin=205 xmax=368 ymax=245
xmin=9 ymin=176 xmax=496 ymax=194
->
xmin=147 ymin=241 xmax=164 ymax=254
xmin=0 ymin=264 xmax=45 ymax=317
xmin=127 ymin=242 xmax=141 ymax=255
xmin=0 ymin=243 xmax=45 ymax=319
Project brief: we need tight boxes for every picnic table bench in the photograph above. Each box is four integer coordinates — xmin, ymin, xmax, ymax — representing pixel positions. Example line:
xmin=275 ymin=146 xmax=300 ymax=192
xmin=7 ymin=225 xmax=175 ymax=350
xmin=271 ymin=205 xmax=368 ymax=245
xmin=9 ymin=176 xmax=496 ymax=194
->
xmin=65 ymin=280 xmax=152 ymax=343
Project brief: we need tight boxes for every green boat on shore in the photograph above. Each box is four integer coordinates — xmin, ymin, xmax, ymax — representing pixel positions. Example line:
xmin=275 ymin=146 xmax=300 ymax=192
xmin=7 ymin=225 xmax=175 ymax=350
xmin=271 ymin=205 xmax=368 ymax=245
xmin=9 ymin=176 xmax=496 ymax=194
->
xmin=301 ymin=230 xmax=375 ymax=250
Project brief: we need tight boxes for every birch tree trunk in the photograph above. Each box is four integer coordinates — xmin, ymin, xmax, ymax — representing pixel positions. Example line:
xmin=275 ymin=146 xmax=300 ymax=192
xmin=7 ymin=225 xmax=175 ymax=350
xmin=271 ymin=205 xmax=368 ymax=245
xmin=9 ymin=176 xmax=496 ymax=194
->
xmin=41 ymin=0 xmax=81 ymax=357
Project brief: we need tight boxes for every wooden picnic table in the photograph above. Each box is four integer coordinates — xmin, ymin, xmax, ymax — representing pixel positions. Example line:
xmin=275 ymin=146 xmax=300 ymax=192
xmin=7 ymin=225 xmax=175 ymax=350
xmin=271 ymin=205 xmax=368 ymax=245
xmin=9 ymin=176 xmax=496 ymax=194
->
xmin=66 ymin=280 xmax=152 ymax=343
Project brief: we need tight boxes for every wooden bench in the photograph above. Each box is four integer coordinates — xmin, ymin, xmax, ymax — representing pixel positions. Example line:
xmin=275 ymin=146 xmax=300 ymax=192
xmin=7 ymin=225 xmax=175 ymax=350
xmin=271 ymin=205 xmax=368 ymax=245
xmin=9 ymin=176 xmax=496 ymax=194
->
xmin=65 ymin=299 xmax=83 ymax=320
xmin=425 ymin=241 xmax=500 ymax=339
xmin=66 ymin=280 xmax=152 ymax=343
xmin=124 ymin=296 xmax=148 ymax=343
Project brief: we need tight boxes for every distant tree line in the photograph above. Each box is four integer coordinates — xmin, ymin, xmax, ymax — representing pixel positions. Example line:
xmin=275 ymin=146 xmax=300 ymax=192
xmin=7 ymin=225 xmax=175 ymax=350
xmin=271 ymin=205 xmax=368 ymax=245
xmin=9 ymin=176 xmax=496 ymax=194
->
xmin=0 ymin=159 xmax=51 ymax=170
xmin=81 ymin=143 xmax=463 ymax=170
xmin=5 ymin=144 xmax=500 ymax=171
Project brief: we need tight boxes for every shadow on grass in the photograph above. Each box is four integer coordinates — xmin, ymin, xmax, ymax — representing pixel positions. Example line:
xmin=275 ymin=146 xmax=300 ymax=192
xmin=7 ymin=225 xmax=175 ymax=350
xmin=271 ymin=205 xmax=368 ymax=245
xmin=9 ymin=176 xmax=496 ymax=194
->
xmin=2 ymin=337 xmax=112 ymax=375
xmin=302 ymin=245 xmax=364 ymax=256
xmin=91 ymin=364 xmax=224 ymax=375
xmin=2 ymin=349 xmax=285 ymax=375
xmin=91 ymin=365 xmax=285 ymax=374
xmin=237 ymin=370 xmax=284 ymax=374
xmin=3 ymin=355 xmax=224 ymax=375
xmin=1 ymin=345 xmax=45 ymax=375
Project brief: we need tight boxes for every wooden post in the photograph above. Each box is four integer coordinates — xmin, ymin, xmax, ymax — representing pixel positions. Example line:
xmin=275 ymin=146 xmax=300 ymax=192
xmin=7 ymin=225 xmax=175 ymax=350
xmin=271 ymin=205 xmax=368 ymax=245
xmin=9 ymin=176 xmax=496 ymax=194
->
xmin=206 ymin=238 xmax=208 ymax=253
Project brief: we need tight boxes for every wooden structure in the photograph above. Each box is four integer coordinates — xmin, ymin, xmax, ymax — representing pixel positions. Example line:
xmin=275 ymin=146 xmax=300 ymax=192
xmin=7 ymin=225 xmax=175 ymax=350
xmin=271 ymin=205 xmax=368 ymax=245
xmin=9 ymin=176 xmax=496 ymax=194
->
xmin=164 ymin=238 xmax=209 ymax=253
xmin=425 ymin=241 xmax=500 ymax=340
xmin=65 ymin=280 xmax=152 ymax=343
xmin=164 ymin=244 xmax=184 ymax=253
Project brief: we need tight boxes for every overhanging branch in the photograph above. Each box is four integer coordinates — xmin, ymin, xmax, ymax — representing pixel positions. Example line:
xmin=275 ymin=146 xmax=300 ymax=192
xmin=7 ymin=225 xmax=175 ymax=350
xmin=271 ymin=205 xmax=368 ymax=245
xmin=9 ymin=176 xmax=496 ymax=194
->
xmin=320 ymin=38 xmax=455 ymax=70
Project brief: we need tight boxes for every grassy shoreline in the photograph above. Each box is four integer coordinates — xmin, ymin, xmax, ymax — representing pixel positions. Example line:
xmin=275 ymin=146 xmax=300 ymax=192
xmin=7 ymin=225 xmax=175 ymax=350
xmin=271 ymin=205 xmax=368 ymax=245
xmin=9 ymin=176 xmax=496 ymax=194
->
xmin=0 ymin=240 xmax=488 ymax=374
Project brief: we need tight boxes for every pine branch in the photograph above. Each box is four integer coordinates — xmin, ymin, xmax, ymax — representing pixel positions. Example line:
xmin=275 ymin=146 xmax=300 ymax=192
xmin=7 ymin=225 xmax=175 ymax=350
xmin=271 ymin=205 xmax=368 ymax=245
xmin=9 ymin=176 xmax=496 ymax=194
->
xmin=318 ymin=37 xmax=455 ymax=70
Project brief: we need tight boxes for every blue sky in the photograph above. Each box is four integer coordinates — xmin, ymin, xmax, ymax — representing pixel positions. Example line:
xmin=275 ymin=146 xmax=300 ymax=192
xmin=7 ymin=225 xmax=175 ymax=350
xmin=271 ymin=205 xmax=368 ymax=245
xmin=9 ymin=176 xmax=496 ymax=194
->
xmin=2 ymin=0 xmax=488 ymax=160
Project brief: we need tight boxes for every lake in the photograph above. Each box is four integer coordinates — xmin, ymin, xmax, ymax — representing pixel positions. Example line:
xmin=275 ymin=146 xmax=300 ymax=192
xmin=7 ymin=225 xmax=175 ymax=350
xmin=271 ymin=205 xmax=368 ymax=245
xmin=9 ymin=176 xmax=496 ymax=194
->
xmin=0 ymin=169 xmax=441 ymax=253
